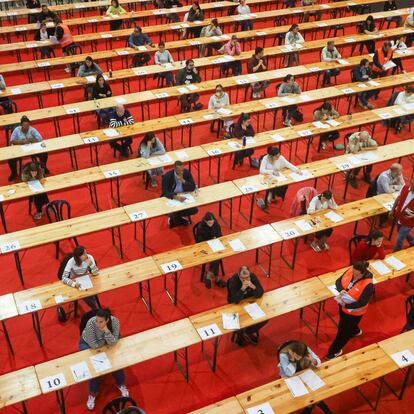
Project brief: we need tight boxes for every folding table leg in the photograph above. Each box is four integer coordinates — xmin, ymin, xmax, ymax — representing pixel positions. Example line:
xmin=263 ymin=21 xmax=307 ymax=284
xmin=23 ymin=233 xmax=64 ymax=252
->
xmin=14 ymin=252 xmax=24 ymax=286
xmin=111 ymin=226 xmax=124 ymax=258
xmin=299 ymin=303 xmax=322 ymax=336
xmin=173 ymin=347 xmax=190 ymax=382
xmin=139 ymin=280 xmax=152 ymax=314
xmin=56 ymin=389 xmax=66 ymax=414
xmin=164 ymin=271 xmax=179 ymax=305
xmin=1 ymin=320 xmax=14 ymax=354
xmin=32 ymin=311 xmax=43 ymax=347
xmin=201 ymin=337 xmax=220 ymax=373
xmin=0 ymin=202 xmax=7 ymax=233
xmin=355 ymin=376 xmax=385 ymax=411
xmin=279 ymin=238 xmax=299 ymax=270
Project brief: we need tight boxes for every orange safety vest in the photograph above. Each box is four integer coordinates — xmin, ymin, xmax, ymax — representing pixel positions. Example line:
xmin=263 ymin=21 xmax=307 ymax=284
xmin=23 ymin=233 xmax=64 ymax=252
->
xmin=339 ymin=268 xmax=372 ymax=316
xmin=373 ymin=47 xmax=393 ymax=72
xmin=58 ymin=23 xmax=73 ymax=48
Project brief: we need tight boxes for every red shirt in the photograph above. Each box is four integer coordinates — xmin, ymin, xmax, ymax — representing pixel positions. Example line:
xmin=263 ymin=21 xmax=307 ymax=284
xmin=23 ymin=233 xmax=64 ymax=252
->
xmin=352 ymin=239 xmax=385 ymax=263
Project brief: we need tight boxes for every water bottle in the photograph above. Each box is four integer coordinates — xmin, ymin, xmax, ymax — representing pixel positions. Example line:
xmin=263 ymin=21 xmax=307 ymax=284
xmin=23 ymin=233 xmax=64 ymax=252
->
xmin=242 ymin=136 xmax=246 ymax=147
xmin=109 ymin=68 xmax=113 ymax=78
xmin=347 ymin=112 xmax=352 ymax=121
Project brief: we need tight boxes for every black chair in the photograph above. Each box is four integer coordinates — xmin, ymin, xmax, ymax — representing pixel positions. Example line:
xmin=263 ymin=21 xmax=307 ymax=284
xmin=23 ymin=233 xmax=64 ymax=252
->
xmin=79 ymin=309 xmax=100 ymax=334
xmin=348 ymin=234 xmax=367 ymax=265
xmin=5 ymin=101 xmax=18 ymax=146
xmin=102 ymin=397 xmax=139 ymax=414
xmin=192 ymin=222 xmax=225 ymax=283
xmin=66 ymin=44 xmax=83 ymax=76
xmin=402 ymin=295 xmax=414 ymax=332
xmin=46 ymin=200 xmax=79 ymax=259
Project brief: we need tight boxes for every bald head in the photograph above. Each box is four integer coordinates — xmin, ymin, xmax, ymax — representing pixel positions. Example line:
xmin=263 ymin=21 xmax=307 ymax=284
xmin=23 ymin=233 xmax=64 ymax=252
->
xmin=359 ymin=131 xmax=370 ymax=140
xmin=390 ymin=163 xmax=403 ymax=176
xmin=115 ymin=104 xmax=125 ymax=116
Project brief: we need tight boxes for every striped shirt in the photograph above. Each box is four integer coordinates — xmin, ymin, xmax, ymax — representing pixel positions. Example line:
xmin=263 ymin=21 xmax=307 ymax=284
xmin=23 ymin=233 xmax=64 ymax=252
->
xmin=62 ymin=254 xmax=99 ymax=287
xmin=109 ymin=108 xmax=134 ymax=128
xmin=82 ymin=316 xmax=120 ymax=349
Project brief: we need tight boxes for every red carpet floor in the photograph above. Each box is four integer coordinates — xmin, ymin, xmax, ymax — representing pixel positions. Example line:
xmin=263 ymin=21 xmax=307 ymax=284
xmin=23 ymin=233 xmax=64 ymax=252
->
xmin=1 ymin=4 xmax=414 ymax=413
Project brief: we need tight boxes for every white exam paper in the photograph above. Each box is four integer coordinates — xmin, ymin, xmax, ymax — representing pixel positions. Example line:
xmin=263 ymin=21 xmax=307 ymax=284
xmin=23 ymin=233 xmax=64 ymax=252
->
xmin=76 ymin=275 xmax=93 ymax=291
xmin=207 ymin=239 xmax=225 ymax=252
xmin=244 ymin=303 xmax=266 ymax=320
xmin=90 ymin=352 xmax=112 ymax=373
xmin=370 ymin=260 xmax=391 ymax=276
xmin=27 ymin=180 xmax=44 ymax=193
xmin=229 ymin=238 xmax=246 ymax=252
xmin=70 ymin=361 xmax=92 ymax=382
xmin=299 ymin=369 xmax=326 ymax=391
xmin=222 ymin=313 xmax=240 ymax=330
xmin=324 ymin=211 xmax=343 ymax=223
xmin=285 ymin=376 xmax=309 ymax=397
xmin=384 ymin=256 xmax=406 ymax=271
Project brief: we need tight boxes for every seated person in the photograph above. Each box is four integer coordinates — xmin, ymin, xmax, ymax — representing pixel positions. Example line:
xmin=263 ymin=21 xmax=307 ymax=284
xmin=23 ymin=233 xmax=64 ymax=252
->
xmin=352 ymin=230 xmax=385 ymax=263
xmin=320 ymin=41 xmax=341 ymax=87
xmin=247 ymin=47 xmax=270 ymax=98
xmin=404 ymin=8 xmax=414 ymax=47
xmin=284 ymin=24 xmax=304 ymax=67
xmin=80 ymin=308 xmax=129 ymax=410
xmin=227 ymin=265 xmax=267 ymax=345
xmin=259 ymin=146 xmax=300 ymax=206
xmin=0 ymin=74 xmax=13 ymax=114
xmin=199 ymin=19 xmax=222 ymax=57
xmin=277 ymin=74 xmax=302 ymax=127
xmin=77 ymin=56 xmax=103 ymax=99
xmin=278 ymin=340 xmax=332 ymax=414
xmin=346 ymin=130 xmax=377 ymax=188
xmin=38 ymin=3 xmax=56 ymax=23
xmin=176 ymin=59 xmax=202 ymax=112
xmin=159 ymin=0 xmax=182 ymax=23
xmin=391 ymin=35 xmax=407 ymax=74
xmin=128 ymin=26 xmax=154 ymax=67
xmin=154 ymin=41 xmax=174 ymax=86
xmin=9 ymin=116 xmax=48 ymax=182
xmin=352 ymin=59 xmax=377 ymax=110
xmin=313 ymin=102 xmax=341 ymax=150
xmin=92 ymin=74 xmax=112 ymax=122
xmin=222 ymin=35 xmax=242 ymax=76
xmin=27 ymin=0 xmax=41 ymax=23
xmin=376 ymin=163 xmax=405 ymax=195
xmin=372 ymin=41 xmax=394 ymax=77
xmin=194 ymin=212 xmax=226 ymax=289
xmin=302 ymin=0 xmax=321 ymax=22
xmin=21 ymin=161 xmax=49 ymax=220
xmin=161 ymin=160 xmax=198 ymax=228
xmin=208 ymin=84 xmax=232 ymax=132
xmin=394 ymin=86 xmax=414 ymax=129
xmin=61 ymin=245 xmax=99 ymax=309
xmin=34 ymin=22 xmax=53 ymax=59
xmin=236 ymin=0 xmax=253 ymax=31
xmin=186 ymin=1 xmax=204 ymax=38
xmin=106 ymin=0 xmax=127 ymax=31
xmin=360 ymin=15 xmax=378 ymax=54
xmin=138 ymin=132 xmax=166 ymax=188
xmin=307 ymin=190 xmax=338 ymax=252
xmin=230 ymin=113 xmax=255 ymax=166
xmin=108 ymin=105 xmax=134 ymax=157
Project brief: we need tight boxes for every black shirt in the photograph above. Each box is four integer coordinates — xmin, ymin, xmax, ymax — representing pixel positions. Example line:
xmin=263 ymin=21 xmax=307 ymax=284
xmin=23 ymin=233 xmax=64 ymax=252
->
xmin=227 ymin=273 xmax=264 ymax=304
xmin=232 ymin=123 xmax=255 ymax=139
xmin=39 ymin=10 xmax=57 ymax=22
xmin=92 ymin=83 xmax=112 ymax=100
xmin=383 ymin=1 xmax=397 ymax=11
xmin=195 ymin=221 xmax=222 ymax=242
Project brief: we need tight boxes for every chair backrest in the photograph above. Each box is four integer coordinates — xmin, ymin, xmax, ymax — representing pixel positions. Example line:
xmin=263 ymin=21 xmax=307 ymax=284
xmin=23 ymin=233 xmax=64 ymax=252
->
xmin=57 ymin=253 xmax=73 ymax=280
xmin=101 ymin=397 xmax=138 ymax=414
xmin=46 ymin=200 xmax=72 ymax=223
xmin=365 ymin=173 xmax=380 ymax=198
xmin=348 ymin=234 xmax=367 ymax=264
xmin=387 ymin=91 xmax=400 ymax=107
xmin=343 ymin=132 xmax=353 ymax=149
xmin=193 ymin=221 xmax=202 ymax=243
xmin=79 ymin=309 xmax=100 ymax=335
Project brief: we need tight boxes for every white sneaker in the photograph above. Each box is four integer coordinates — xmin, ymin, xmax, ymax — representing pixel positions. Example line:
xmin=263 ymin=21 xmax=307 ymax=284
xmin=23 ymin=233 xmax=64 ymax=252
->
xmin=118 ymin=385 xmax=129 ymax=397
xmin=86 ymin=394 xmax=96 ymax=411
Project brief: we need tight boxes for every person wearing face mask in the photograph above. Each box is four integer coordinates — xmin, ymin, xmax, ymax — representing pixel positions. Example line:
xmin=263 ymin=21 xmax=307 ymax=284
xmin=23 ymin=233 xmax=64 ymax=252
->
xmin=284 ymin=24 xmax=304 ymax=67
xmin=307 ymin=190 xmax=338 ymax=253
xmin=227 ymin=265 xmax=267 ymax=346
xmin=79 ymin=308 xmax=129 ymax=411
xmin=351 ymin=230 xmax=385 ymax=263
xmin=194 ymin=212 xmax=226 ymax=289
xmin=208 ymin=84 xmax=232 ymax=132
xmin=278 ymin=340 xmax=332 ymax=414
xmin=34 ymin=22 xmax=53 ymax=59
xmin=327 ymin=261 xmax=373 ymax=359
xmin=258 ymin=146 xmax=300 ymax=207
xmin=176 ymin=59 xmax=202 ymax=112
xmin=8 ymin=116 xmax=48 ymax=182
xmin=138 ymin=132 xmax=166 ymax=188
xmin=21 ymin=161 xmax=49 ymax=220
xmin=108 ymin=105 xmax=134 ymax=157
xmin=391 ymin=176 xmax=414 ymax=251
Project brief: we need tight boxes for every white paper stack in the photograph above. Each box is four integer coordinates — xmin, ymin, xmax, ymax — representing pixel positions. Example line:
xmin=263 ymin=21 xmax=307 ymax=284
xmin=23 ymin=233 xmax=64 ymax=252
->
xmin=370 ymin=261 xmax=391 ymax=276
xmin=90 ymin=352 xmax=112 ymax=373
xmin=222 ymin=313 xmax=240 ymax=330
xmin=244 ymin=303 xmax=266 ymax=320
xmin=207 ymin=239 xmax=225 ymax=252
xmin=285 ymin=376 xmax=309 ymax=397
xmin=384 ymin=256 xmax=406 ymax=271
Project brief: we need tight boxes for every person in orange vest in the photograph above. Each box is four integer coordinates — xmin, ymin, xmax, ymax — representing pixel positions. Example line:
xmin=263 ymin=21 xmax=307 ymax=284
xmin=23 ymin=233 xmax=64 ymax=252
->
xmin=372 ymin=41 xmax=395 ymax=77
xmin=53 ymin=16 xmax=74 ymax=56
xmin=327 ymin=261 xmax=373 ymax=359
xmin=391 ymin=176 xmax=414 ymax=251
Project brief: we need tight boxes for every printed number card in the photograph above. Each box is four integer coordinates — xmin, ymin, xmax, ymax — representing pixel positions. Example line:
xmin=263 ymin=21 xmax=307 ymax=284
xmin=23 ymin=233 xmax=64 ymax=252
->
xmin=103 ymin=169 xmax=121 ymax=178
xmin=197 ymin=323 xmax=222 ymax=340
xmin=247 ymin=402 xmax=275 ymax=414
xmin=40 ymin=373 xmax=67 ymax=392
xmin=0 ymin=240 xmax=20 ymax=253
xmin=18 ymin=299 xmax=42 ymax=314
xmin=160 ymin=260 xmax=182 ymax=273
xmin=390 ymin=350 xmax=414 ymax=367
xmin=129 ymin=211 xmax=148 ymax=222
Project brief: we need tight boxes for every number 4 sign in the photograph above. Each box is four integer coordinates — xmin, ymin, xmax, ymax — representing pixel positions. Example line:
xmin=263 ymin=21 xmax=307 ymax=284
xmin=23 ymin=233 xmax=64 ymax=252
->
xmin=390 ymin=350 xmax=414 ymax=367
xmin=40 ymin=373 xmax=67 ymax=393
xmin=197 ymin=323 xmax=222 ymax=340
xmin=247 ymin=402 xmax=275 ymax=414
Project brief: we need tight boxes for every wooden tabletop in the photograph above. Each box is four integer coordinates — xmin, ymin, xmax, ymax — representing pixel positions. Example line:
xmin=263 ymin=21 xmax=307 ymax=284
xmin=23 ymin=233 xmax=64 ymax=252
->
xmin=13 ymin=256 xmax=160 ymax=314
xmin=0 ymin=293 xmax=18 ymax=321
xmin=378 ymin=330 xmax=414 ymax=367
xmin=153 ymin=223 xmax=281 ymax=274
xmin=35 ymin=318 xmax=200 ymax=392
xmin=236 ymin=343 xmax=396 ymax=413
xmin=188 ymin=397 xmax=245 ymax=414
xmin=0 ymin=366 xmax=41 ymax=408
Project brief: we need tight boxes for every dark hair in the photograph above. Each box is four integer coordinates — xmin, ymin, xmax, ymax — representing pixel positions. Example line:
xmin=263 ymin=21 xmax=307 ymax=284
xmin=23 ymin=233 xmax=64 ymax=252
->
xmin=254 ymin=46 xmax=264 ymax=55
xmin=192 ymin=1 xmax=201 ymax=10
xmin=174 ymin=160 xmax=184 ymax=168
xmin=202 ymin=211 xmax=216 ymax=222
xmin=238 ymin=265 xmax=250 ymax=274
xmin=237 ymin=112 xmax=250 ymax=125
xmin=73 ymin=246 xmax=86 ymax=266
xmin=158 ymin=41 xmax=165 ymax=47
xmin=95 ymin=74 xmax=106 ymax=84
xmin=20 ymin=115 xmax=30 ymax=124
xmin=320 ymin=190 xmax=332 ymax=200
xmin=366 ymin=15 xmax=374 ymax=22
xmin=53 ymin=16 xmax=62 ymax=24
xmin=267 ymin=146 xmax=280 ymax=157
xmin=318 ymin=102 xmax=332 ymax=112
xmin=352 ymin=261 xmax=370 ymax=274
xmin=366 ymin=230 xmax=383 ymax=244
xmin=134 ymin=25 xmax=142 ymax=33
xmin=406 ymin=86 xmax=414 ymax=94
xmin=289 ymin=24 xmax=299 ymax=32
xmin=139 ymin=132 xmax=156 ymax=148
xmin=111 ymin=0 xmax=120 ymax=7
xmin=215 ymin=84 xmax=224 ymax=91
xmin=360 ymin=58 xmax=369 ymax=66
xmin=23 ymin=161 xmax=44 ymax=180
xmin=211 ymin=18 xmax=218 ymax=26
xmin=278 ymin=340 xmax=309 ymax=360
xmin=284 ymin=74 xmax=294 ymax=82
xmin=96 ymin=308 xmax=113 ymax=333
xmin=85 ymin=56 xmax=93 ymax=65
xmin=186 ymin=59 xmax=195 ymax=67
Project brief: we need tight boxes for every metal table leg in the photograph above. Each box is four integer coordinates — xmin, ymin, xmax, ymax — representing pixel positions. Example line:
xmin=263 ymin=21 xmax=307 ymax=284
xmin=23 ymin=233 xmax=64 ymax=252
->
xmin=201 ymin=337 xmax=220 ymax=373
xmin=14 ymin=252 xmax=24 ymax=286
xmin=111 ymin=226 xmax=124 ymax=258
xmin=280 ymin=238 xmax=299 ymax=270
xmin=0 ymin=202 xmax=8 ymax=233
xmin=299 ymin=303 xmax=322 ymax=336
xmin=164 ymin=271 xmax=179 ymax=305
xmin=32 ymin=311 xmax=43 ymax=347
xmin=173 ymin=347 xmax=190 ymax=382
xmin=56 ymin=388 xmax=66 ymax=414
xmin=139 ymin=280 xmax=152 ymax=314
xmin=1 ymin=320 xmax=14 ymax=354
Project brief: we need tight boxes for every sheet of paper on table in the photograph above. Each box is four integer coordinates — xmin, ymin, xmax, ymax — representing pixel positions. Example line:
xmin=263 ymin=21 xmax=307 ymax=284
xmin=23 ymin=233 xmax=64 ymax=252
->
xmin=324 ymin=211 xmax=343 ymax=223
xmin=76 ymin=275 xmax=93 ymax=291
xmin=285 ymin=376 xmax=309 ymax=397
xmin=222 ymin=312 xmax=240 ymax=330
xmin=207 ymin=238 xmax=225 ymax=252
xmin=90 ymin=352 xmax=112 ymax=373
xmin=244 ymin=303 xmax=266 ymax=320
xmin=229 ymin=238 xmax=246 ymax=252
xmin=384 ymin=256 xmax=406 ymax=271
xmin=299 ymin=369 xmax=326 ymax=391
xmin=370 ymin=260 xmax=391 ymax=276
xmin=70 ymin=361 xmax=92 ymax=382
xmin=27 ymin=179 xmax=44 ymax=193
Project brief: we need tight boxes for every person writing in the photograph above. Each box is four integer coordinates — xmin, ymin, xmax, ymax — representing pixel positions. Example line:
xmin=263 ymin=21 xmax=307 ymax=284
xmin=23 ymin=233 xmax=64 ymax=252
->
xmin=277 ymin=74 xmax=302 ymax=127
xmin=227 ymin=265 xmax=267 ymax=345
xmin=360 ymin=15 xmax=378 ymax=54
xmin=161 ymin=160 xmax=198 ymax=228
xmin=108 ymin=104 xmax=134 ymax=157
xmin=391 ymin=176 xmax=414 ymax=251
xmin=138 ymin=132 xmax=166 ymax=188
xmin=320 ymin=41 xmax=341 ymax=87
xmin=128 ymin=26 xmax=154 ymax=67
xmin=313 ymin=102 xmax=341 ymax=150
xmin=106 ymin=0 xmax=127 ymax=31
xmin=78 ymin=56 xmax=103 ymax=99
xmin=194 ymin=212 xmax=226 ymax=289
xmin=284 ymin=24 xmax=304 ymax=67
xmin=61 ymin=246 xmax=99 ymax=309
xmin=278 ymin=340 xmax=332 ymax=414
xmin=352 ymin=59 xmax=377 ymax=110
xmin=376 ymin=163 xmax=405 ymax=195
xmin=351 ymin=230 xmax=385 ymax=263
xmin=79 ymin=308 xmax=129 ymax=410
xmin=307 ymin=190 xmax=338 ymax=252
xmin=327 ymin=261 xmax=374 ymax=359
